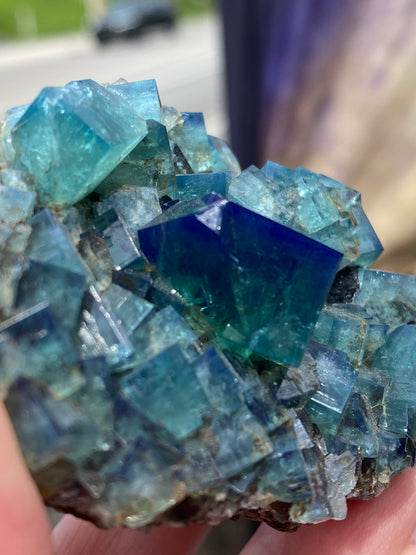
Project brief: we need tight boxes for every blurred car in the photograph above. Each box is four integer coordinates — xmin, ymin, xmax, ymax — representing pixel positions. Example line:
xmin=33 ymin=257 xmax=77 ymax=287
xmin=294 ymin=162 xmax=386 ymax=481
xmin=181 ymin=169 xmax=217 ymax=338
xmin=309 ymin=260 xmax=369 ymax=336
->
xmin=95 ymin=0 xmax=176 ymax=43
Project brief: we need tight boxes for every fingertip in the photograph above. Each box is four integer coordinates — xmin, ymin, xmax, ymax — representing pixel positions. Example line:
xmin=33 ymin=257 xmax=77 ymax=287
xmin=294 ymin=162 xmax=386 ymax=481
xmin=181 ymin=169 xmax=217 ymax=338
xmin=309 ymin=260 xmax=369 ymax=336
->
xmin=240 ymin=467 xmax=416 ymax=555
xmin=53 ymin=513 xmax=210 ymax=555
xmin=0 ymin=401 xmax=52 ymax=555
xmin=401 ymin=525 xmax=416 ymax=555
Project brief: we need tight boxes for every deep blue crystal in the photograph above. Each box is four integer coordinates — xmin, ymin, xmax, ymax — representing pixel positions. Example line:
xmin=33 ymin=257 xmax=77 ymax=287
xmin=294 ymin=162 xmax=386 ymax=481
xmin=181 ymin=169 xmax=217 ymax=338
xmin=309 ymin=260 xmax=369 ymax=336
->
xmin=139 ymin=196 xmax=342 ymax=365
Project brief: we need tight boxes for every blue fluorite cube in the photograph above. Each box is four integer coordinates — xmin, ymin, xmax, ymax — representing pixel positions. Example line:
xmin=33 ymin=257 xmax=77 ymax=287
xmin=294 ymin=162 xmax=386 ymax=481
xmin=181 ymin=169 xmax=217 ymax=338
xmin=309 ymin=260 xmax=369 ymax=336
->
xmin=139 ymin=196 xmax=342 ymax=366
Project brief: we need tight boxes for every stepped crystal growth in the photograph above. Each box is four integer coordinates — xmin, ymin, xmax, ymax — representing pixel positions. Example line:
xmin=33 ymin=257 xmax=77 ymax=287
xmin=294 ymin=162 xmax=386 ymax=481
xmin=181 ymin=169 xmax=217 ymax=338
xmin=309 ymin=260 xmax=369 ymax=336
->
xmin=0 ymin=78 xmax=413 ymax=531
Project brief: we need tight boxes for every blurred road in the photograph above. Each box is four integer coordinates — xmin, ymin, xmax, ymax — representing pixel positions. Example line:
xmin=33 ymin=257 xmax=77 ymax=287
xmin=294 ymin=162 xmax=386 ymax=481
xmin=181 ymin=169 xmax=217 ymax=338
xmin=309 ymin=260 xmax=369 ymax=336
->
xmin=0 ymin=15 xmax=227 ymax=138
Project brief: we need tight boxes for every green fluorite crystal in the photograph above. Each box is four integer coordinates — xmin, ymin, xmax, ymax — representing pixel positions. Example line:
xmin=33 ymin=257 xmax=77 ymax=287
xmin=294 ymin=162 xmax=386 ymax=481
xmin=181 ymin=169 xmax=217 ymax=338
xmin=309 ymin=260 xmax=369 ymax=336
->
xmin=2 ymin=80 xmax=148 ymax=206
xmin=0 ymin=78 xmax=415 ymax=532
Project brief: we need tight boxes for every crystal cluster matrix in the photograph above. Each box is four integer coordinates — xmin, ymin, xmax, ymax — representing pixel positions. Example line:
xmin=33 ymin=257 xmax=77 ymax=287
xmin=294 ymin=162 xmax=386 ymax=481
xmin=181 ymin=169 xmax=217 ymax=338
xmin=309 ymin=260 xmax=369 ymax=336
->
xmin=0 ymin=78 xmax=414 ymax=532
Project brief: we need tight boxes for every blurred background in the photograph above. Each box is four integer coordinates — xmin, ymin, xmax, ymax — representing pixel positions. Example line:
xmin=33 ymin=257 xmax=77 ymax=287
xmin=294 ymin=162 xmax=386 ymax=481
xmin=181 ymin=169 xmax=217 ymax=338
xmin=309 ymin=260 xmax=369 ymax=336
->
xmin=0 ymin=0 xmax=226 ymax=138
xmin=220 ymin=0 xmax=416 ymax=276
xmin=3 ymin=0 xmax=416 ymax=553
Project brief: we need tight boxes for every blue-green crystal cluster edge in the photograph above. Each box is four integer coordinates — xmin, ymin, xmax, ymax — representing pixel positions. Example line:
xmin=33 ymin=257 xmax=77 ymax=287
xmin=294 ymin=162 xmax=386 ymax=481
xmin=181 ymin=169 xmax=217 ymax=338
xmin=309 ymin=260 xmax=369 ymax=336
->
xmin=0 ymin=77 xmax=414 ymax=532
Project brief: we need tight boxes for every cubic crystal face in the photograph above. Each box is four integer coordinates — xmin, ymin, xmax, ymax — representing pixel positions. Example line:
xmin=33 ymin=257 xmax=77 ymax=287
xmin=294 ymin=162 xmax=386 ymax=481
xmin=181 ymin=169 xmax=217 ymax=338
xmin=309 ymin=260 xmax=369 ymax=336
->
xmin=0 ymin=78 xmax=415 ymax=533
xmin=2 ymin=80 xmax=148 ymax=206
xmin=139 ymin=196 xmax=342 ymax=366
xmin=229 ymin=162 xmax=383 ymax=268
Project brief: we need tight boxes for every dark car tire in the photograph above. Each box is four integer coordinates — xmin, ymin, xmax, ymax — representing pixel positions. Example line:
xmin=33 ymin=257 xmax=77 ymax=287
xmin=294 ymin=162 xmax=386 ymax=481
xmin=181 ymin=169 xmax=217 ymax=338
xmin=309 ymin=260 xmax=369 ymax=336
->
xmin=126 ymin=25 xmax=143 ymax=38
xmin=96 ymin=32 xmax=112 ymax=44
xmin=163 ymin=18 xmax=175 ymax=30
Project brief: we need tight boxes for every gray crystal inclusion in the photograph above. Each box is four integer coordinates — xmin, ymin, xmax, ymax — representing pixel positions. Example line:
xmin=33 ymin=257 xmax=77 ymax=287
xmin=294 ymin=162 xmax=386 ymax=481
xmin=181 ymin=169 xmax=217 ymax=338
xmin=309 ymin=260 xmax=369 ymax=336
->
xmin=0 ymin=78 xmax=414 ymax=532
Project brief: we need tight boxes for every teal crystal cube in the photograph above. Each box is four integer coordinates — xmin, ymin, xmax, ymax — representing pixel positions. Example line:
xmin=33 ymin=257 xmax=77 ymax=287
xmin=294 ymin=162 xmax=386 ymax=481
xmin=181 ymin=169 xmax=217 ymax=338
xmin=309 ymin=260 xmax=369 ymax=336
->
xmin=228 ymin=162 xmax=383 ymax=267
xmin=1 ymin=80 xmax=148 ymax=206
xmin=108 ymin=79 xmax=163 ymax=123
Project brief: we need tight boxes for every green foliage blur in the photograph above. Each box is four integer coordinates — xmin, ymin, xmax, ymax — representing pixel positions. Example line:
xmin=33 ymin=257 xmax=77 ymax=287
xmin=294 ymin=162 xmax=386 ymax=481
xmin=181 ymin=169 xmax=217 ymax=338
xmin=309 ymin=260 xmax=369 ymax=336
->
xmin=173 ymin=0 xmax=213 ymax=16
xmin=0 ymin=0 xmax=213 ymax=39
xmin=0 ymin=0 xmax=85 ymax=38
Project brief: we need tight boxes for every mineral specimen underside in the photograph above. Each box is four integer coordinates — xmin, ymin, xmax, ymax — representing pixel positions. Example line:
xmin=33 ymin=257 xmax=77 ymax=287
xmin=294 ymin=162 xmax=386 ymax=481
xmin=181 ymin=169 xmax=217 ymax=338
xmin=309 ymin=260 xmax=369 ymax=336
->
xmin=0 ymin=77 xmax=415 ymax=532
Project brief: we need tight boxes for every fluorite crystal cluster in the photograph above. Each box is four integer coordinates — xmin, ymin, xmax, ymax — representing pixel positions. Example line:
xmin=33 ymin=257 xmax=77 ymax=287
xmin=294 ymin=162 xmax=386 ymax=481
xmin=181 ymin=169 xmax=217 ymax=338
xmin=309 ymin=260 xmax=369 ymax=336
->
xmin=0 ymin=78 xmax=414 ymax=532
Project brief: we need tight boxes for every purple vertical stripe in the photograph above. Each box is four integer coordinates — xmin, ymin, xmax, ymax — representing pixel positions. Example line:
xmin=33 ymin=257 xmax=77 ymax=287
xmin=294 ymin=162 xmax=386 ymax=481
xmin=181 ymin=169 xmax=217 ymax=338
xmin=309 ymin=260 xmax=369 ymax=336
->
xmin=220 ymin=0 xmax=351 ymax=167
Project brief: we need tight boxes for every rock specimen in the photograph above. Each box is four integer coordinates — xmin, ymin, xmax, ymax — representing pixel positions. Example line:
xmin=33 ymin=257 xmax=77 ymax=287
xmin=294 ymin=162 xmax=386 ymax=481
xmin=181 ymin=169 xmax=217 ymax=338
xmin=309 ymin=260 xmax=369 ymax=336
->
xmin=0 ymin=78 xmax=414 ymax=532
